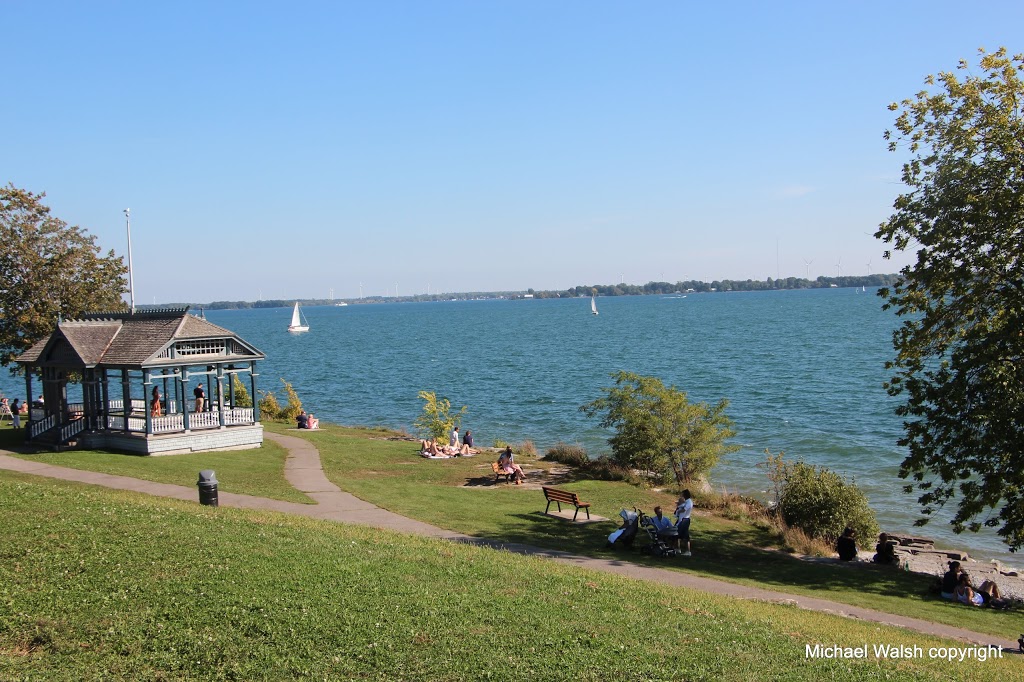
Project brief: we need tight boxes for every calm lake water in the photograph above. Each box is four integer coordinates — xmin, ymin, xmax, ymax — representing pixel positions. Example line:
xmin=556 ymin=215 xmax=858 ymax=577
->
xmin=3 ymin=288 xmax=1014 ymax=561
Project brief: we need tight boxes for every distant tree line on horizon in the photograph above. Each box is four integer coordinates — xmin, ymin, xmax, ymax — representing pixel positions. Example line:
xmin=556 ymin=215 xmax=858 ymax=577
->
xmin=154 ymin=274 xmax=900 ymax=310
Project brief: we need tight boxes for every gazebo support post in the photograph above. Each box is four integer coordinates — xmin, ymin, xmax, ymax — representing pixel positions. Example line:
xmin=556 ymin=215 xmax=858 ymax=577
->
xmin=250 ymin=361 xmax=260 ymax=423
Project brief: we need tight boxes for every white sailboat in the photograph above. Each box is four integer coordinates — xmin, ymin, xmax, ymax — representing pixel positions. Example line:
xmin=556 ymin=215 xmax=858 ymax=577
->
xmin=591 ymin=295 xmax=599 ymax=315
xmin=288 ymin=302 xmax=310 ymax=332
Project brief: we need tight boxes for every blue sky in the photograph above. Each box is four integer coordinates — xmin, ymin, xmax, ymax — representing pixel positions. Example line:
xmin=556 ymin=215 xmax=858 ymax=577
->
xmin=5 ymin=1 xmax=1023 ymax=302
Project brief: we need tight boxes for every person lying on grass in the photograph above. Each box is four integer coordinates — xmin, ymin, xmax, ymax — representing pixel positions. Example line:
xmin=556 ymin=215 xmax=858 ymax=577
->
xmin=419 ymin=439 xmax=467 ymax=458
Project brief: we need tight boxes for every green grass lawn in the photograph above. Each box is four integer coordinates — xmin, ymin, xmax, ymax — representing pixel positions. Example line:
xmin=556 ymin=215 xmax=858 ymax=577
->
xmin=266 ymin=422 xmax=1024 ymax=641
xmin=1 ymin=472 xmax=1018 ymax=681
xmin=4 ymin=420 xmax=1023 ymax=645
xmin=0 ymin=426 xmax=312 ymax=504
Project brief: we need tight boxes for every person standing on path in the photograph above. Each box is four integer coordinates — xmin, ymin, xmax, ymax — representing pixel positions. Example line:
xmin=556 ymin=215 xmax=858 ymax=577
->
xmin=194 ymin=383 xmax=205 ymax=412
xmin=675 ymin=490 xmax=693 ymax=557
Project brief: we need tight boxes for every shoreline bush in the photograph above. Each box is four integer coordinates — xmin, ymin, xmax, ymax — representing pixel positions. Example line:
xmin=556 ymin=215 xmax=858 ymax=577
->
xmin=764 ymin=451 xmax=880 ymax=545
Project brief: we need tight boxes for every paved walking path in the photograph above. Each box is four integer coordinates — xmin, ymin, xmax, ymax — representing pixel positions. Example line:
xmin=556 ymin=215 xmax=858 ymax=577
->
xmin=1 ymin=431 xmax=1018 ymax=651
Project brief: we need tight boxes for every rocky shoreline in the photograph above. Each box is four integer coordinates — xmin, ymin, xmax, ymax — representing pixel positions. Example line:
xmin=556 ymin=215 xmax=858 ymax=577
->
xmin=883 ymin=534 xmax=1024 ymax=601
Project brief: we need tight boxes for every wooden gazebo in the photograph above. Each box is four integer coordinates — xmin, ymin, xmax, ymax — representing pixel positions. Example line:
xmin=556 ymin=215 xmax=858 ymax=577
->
xmin=16 ymin=307 xmax=265 ymax=454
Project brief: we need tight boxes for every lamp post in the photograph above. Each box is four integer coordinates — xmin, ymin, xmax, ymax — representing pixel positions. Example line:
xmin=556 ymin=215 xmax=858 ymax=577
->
xmin=124 ymin=208 xmax=135 ymax=313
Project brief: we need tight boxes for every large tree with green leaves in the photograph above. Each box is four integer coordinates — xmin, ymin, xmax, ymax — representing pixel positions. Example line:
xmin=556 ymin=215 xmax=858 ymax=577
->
xmin=876 ymin=48 xmax=1024 ymax=550
xmin=580 ymin=371 xmax=738 ymax=485
xmin=0 ymin=184 xmax=128 ymax=368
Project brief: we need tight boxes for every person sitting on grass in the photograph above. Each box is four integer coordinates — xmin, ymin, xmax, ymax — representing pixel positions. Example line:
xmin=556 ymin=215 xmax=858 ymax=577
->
xmin=976 ymin=579 xmax=1010 ymax=609
xmin=307 ymin=413 xmax=319 ymax=430
xmin=461 ymin=429 xmax=479 ymax=455
xmin=955 ymin=573 xmax=984 ymax=606
xmin=940 ymin=561 xmax=962 ymax=600
xmin=296 ymin=411 xmax=309 ymax=429
xmin=836 ymin=527 xmax=858 ymax=561
xmin=873 ymin=533 xmax=897 ymax=565
xmin=497 ymin=446 xmax=525 ymax=484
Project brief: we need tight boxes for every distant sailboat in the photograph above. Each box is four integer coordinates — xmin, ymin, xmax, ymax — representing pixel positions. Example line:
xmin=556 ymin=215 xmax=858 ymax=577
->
xmin=591 ymin=295 xmax=599 ymax=315
xmin=288 ymin=302 xmax=310 ymax=332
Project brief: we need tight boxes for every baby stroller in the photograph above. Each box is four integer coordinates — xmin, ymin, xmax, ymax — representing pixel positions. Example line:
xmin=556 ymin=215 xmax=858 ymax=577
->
xmin=638 ymin=509 xmax=678 ymax=557
xmin=607 ymin=509 xmax=640 ymax=549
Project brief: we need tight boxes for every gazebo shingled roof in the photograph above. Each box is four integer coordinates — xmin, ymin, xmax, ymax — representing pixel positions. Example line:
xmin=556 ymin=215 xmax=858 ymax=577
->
xmin=17 ymin=308 xmax=264 ymax=370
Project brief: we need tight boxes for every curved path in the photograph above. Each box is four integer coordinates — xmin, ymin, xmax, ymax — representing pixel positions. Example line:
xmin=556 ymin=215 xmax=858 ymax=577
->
xmin=0 ymin=431 xmax=1018 ymax=651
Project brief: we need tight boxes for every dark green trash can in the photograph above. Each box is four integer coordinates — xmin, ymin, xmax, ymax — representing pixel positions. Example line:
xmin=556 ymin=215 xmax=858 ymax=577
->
xmin=197 ymin=470 xmax=218 ymax=507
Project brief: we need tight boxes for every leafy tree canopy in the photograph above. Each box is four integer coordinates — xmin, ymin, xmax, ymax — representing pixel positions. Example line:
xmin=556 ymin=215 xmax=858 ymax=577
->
xmin=876 ymin=48 xmax=1024 ymax=550
xmin=0 ymin=184 xmax=127 ymax=368
xmin=580 ymin=371 xmax=737 ymax=485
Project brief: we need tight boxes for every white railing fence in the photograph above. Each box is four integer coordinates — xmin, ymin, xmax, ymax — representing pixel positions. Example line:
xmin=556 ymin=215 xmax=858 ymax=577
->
xmin=60 ymin=418 xmax=86 ymax=443
xmin=29 ymin=414 xmax=57 ymax=438
xmin=31 ymin=405 xmax=256 ymax=439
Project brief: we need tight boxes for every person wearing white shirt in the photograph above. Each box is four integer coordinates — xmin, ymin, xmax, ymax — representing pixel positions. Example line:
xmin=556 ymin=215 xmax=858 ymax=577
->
xmin=674 ymin=489 xmax=693 ymax=557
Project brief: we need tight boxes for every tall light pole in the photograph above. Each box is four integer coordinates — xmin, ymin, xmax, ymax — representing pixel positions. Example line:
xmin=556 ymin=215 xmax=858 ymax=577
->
xmin=124 ymin=209 xmax=135 ymax=313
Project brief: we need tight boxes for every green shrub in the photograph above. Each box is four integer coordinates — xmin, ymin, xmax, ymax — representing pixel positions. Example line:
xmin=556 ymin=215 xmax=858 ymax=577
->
xmin=258 ymin=390 xmax=282 ymax=420
xmin=700 ymin=490 xmax=770 ymax=523
xmin=543 ymin=442 xmax=589 ymax=468
xmin=231 ymin=375 xmax=253 ymax=408
xmin=515 ymin=440 xmax=537 ymax=458
xmin=584 ymin=455 xmax=632 ymax=482
xmin=492 ymin=439 xmax=510 ymax=449
xmin=768 ymin=454 xmax=879 ymax=544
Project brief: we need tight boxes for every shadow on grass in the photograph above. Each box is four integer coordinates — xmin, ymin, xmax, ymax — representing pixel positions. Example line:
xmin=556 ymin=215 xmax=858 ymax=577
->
xmin=458 ymin=509 xmax=948 ymax=605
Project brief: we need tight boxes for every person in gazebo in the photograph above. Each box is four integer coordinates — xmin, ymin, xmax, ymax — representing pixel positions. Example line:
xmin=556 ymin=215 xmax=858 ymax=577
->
xmin=150 ymin=386 xmax=162 ymax=417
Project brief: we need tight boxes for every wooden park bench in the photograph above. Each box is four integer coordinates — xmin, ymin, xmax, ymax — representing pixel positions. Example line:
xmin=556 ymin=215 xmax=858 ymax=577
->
xmin=542 ymin=486 xmax=591 ymax=521
xmin=491 ymin=461 xmax=513 ymax=484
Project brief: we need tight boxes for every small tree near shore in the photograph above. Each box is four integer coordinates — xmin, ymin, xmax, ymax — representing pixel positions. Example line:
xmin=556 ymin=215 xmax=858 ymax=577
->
xmin=414 ymin=390 xmax=467 ymax=442
xmin=580 ymin=371 xmax=738 ymax=485
xmin=279 ymin=379 xmax=303 ymax=422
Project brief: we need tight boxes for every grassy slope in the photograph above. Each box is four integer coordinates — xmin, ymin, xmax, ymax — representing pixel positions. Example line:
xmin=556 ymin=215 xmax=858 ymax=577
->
xmin=0 ymin=427 xmax=312 ymax=504
xmin=4 ymin=420 xmax=1022 ymax=643
xmin=1 ymin=473 xmax=1018 ymax=681
xmin=271 ymin=423 xmax=1024 ymax=641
